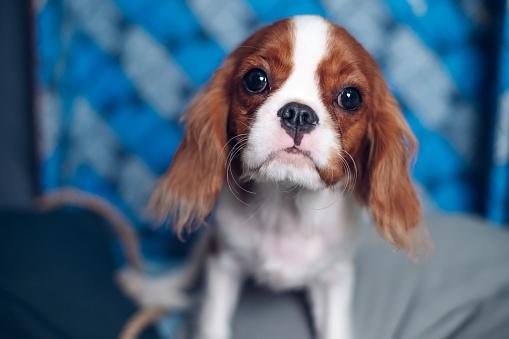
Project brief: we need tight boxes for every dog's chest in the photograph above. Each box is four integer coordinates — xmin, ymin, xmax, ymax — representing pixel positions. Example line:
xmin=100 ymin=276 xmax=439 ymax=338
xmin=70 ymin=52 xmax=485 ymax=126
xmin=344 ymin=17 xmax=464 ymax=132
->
xmin=215 ymin=188 xmax=359 ymax=289
xmin=252 ymin=224 xmax=331 ymax=287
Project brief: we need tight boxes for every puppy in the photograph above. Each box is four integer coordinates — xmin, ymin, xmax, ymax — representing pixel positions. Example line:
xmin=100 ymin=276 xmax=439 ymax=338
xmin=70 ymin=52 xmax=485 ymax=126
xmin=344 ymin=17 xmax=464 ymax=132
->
xmin=125 ymin=15 xmax=425 ymax=339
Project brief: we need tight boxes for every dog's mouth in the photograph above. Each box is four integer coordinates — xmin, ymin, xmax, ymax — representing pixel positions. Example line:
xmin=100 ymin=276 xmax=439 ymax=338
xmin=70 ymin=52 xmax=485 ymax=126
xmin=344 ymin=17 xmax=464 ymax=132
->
xmin=240 ymin=145 xmax=327 ymax=189
xmin=284 ymin=146 xmax=310 ymax=156
xmin=268 ymin=146 xmax=315 ymax=167
xmin=241 ymin=146 xmax=319 ymax=179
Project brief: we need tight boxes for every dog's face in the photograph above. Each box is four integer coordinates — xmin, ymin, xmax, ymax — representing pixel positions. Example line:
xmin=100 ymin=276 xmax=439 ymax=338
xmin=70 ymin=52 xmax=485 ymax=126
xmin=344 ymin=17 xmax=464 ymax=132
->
xmin=231 ymin=16 xmax=368 ymax=190
xmin=152 ymin=16 xmax=421 ymax=252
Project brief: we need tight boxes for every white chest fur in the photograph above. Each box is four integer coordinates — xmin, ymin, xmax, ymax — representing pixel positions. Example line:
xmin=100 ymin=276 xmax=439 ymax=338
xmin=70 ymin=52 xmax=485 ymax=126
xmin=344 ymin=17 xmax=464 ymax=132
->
xmin=214 ymin=183 xmax=361 ymax=290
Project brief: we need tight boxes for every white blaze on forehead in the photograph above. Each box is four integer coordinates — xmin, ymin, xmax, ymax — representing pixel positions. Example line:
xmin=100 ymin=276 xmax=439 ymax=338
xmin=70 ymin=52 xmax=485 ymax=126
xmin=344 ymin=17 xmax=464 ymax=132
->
xmin=288 ymin=15 xmax=330 ymax=108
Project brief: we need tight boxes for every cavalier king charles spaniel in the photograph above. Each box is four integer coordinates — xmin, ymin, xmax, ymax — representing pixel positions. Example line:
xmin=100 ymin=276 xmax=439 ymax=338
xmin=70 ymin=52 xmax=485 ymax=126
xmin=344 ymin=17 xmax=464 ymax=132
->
xmin=122 ymin=15 xmax=427 ymax=339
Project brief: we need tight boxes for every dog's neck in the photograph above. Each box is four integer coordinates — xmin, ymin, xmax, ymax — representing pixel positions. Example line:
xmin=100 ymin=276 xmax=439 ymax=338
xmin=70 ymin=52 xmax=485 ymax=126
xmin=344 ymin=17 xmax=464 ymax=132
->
xmin=218 ymin=180 xmax=362 ymax=233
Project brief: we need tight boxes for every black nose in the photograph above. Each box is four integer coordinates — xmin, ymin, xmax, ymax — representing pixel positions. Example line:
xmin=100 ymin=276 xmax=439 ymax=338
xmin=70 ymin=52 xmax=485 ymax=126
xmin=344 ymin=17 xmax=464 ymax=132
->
xmin=277 ymin=102 xmax=319 ymax=145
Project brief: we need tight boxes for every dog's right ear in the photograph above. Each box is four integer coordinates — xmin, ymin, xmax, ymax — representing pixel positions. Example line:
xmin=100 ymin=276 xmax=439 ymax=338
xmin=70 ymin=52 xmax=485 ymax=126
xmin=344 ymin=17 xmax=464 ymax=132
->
xmin=150 ymin=59 xmax=235 ymax=237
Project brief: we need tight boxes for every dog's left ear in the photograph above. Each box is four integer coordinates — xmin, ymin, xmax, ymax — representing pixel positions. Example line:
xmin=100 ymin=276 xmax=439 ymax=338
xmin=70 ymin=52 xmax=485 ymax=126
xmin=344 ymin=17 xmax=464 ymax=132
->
xmin=149 ymin=58 xmax=235 ymax=237
xmin=359 ymin=73 xmax=427 ymax=254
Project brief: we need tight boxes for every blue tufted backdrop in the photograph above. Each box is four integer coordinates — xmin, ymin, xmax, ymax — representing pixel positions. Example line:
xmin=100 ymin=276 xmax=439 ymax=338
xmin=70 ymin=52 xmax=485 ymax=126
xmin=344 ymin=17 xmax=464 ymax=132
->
xmin=36 ymin=1 xmax=508 ymax=267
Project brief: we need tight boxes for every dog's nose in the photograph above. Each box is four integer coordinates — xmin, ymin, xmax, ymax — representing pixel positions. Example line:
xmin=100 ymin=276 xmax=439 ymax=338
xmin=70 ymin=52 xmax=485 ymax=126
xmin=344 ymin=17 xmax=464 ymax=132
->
xmin=277 ymin=102 xmax=318 ymax=144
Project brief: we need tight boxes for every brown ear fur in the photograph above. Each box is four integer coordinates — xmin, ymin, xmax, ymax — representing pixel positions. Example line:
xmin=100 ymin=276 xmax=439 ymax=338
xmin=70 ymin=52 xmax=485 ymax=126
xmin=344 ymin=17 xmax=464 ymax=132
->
xmin=363 ymin=75 xmax=426 ymax=253
xmin=149 ymin=60 xmax=234 ymax=237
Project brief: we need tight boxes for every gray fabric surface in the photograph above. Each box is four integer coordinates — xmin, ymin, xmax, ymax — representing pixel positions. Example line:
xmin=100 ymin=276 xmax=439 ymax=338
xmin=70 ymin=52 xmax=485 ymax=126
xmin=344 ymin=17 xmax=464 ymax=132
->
xmin=225 ymin=213 xmax=509 ymax=339
xmin=232 ymin=289 xmax=312 ymax=339
xmin=353 ymin=213 xmax=509 ymax=339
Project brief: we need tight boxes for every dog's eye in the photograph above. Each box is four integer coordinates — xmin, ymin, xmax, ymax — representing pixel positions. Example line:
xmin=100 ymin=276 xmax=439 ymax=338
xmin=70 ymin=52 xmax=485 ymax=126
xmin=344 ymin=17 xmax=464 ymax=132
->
xmin=243 ymin=68 xmax=268 ymax=94
xmin=337 ymin=87 xmax=362 ymax=111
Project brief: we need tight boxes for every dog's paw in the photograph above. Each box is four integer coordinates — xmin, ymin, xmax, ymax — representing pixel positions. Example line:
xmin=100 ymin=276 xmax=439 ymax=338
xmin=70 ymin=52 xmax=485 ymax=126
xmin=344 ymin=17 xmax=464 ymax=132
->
xmin=116 ymin=267 xmax=191 ymax=309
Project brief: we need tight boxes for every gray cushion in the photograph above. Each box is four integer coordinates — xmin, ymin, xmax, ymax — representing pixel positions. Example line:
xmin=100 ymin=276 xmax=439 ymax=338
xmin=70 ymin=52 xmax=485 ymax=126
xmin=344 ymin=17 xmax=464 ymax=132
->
xmin=228 ymin=213 xmax=509 ymax=339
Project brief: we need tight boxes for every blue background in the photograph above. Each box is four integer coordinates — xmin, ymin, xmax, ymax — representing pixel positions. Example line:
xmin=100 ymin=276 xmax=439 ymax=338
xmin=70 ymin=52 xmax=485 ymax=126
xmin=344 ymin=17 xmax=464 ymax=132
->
xmin=36 ymin=0 xmax=508 ymax=264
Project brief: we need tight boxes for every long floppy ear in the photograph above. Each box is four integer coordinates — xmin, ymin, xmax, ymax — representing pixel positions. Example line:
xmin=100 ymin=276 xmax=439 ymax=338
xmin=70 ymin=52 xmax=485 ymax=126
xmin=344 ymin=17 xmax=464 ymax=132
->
xmin=362 ymin=75 xmax=427 ymax=254
xmin=150 ymin=59 xmax=235 ymax=237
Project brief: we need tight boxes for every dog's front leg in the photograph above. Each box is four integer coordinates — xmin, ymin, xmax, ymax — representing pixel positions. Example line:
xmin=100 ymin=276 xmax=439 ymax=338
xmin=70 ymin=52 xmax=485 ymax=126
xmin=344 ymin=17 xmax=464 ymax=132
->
xmin=196 ymin=253 xmax=244 ymax=339
xmin=309 ymin=261 xmax=354 ymax=339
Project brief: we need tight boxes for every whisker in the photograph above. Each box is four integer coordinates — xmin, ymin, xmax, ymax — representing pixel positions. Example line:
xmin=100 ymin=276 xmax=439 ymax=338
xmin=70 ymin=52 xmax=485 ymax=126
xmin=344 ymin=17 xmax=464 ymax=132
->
xmin=236 ymin=120 xmax=252 ymax=129
xmin=333 ymin=128 xmax=351 ymax=193
xmin=223 ymin=133 xmax=248 ymax=151
xmin=341 ymin=150 xmax=358 ymax=192
xmin=338 ymin=152 xmax=352 ymax=193
xmin=344 ymin=150 xmax=358 ymax=187
xmin=225 ymin=140 xmax=251 ymax=205
xmin=227 ymin=139 xmax=256 ymax=195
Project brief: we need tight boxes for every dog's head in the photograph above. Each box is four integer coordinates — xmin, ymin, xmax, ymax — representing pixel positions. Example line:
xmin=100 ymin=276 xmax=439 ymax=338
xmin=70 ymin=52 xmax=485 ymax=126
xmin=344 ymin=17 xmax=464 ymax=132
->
xmin=152 ymin=15 xmax=422 ymax=252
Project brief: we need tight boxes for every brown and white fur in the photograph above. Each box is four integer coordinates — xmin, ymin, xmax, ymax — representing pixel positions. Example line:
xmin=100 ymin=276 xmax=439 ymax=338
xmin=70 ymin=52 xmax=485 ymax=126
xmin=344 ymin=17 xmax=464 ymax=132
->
xmin=121 ymin=15 xmax=426 ymax=339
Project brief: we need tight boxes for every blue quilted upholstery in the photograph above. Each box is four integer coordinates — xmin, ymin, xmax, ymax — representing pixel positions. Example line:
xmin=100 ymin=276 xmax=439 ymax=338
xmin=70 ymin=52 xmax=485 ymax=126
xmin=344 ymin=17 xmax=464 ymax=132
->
xmin=36 ymin=1 xmax=509 ymax=264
